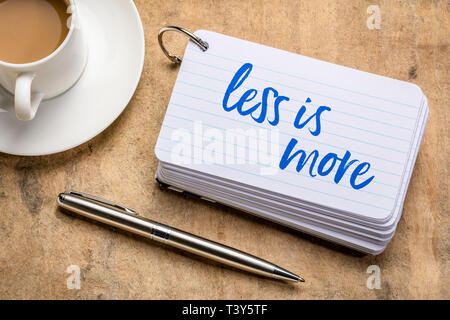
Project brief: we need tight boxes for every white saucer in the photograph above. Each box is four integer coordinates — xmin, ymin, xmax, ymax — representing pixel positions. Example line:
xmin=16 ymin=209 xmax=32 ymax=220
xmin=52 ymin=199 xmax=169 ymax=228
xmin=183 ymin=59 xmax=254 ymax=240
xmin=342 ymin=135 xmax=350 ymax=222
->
xmin=0 ymin=0 xmax=145 ymax=156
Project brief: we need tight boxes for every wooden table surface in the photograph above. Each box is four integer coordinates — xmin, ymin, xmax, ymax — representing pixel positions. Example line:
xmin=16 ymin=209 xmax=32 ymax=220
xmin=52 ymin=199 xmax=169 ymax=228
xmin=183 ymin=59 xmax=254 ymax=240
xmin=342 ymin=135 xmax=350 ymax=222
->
xmin=0 ymin=0 xmax=448 ymax=299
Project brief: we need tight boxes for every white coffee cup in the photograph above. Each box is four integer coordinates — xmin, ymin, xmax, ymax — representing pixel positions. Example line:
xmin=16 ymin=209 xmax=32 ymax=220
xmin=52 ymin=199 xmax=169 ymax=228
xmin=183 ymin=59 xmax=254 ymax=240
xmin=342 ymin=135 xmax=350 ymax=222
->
xmin=0 ymin=0 xmax=87 ymax=121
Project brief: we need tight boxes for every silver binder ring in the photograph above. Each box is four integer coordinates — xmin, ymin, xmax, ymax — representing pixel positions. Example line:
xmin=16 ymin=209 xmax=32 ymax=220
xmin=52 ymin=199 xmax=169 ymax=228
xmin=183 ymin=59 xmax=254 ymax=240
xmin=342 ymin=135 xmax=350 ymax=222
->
xmin=158 ymin=26 xmax=209 ymax=64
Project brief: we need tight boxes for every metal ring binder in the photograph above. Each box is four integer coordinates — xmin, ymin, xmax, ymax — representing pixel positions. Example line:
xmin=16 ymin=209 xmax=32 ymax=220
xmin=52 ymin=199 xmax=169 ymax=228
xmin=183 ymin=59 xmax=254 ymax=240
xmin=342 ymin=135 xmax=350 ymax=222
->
xmin=158 ymin=26 xmax=209 ymax=64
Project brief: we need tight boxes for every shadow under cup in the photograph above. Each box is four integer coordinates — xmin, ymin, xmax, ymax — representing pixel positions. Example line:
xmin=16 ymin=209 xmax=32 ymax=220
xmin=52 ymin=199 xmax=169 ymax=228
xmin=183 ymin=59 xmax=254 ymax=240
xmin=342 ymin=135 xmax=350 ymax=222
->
xmin=0 ymin=0 xmax=87 ymax=120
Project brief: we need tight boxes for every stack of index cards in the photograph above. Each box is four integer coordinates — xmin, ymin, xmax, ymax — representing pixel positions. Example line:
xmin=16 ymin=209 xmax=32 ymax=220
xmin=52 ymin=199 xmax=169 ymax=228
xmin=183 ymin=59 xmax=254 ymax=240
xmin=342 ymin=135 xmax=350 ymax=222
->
xmin=154 ymin=31 xmax=428 ymax=254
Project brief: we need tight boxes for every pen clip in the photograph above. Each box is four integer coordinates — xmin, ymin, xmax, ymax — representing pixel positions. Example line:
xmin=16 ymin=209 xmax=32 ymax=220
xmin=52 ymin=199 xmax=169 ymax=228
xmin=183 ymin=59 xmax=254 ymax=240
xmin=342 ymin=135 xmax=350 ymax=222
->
xmin=68 ymin=190 xmax=139 ymax=215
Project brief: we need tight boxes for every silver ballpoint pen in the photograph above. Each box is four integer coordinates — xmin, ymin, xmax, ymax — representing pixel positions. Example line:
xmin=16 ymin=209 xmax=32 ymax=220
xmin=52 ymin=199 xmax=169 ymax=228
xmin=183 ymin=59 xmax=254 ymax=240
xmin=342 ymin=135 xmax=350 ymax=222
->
xmin=57 ymin=191 xmax=304 ymax=282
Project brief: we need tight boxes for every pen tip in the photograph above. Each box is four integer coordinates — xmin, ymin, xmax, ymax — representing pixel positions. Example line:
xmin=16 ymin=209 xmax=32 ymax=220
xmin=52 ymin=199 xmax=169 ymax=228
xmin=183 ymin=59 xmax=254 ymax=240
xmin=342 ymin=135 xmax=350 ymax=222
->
xmin=273 ymin=267 xmax=304 ymax=283
xmin=58 ymin=193 xmax=66 ymax=203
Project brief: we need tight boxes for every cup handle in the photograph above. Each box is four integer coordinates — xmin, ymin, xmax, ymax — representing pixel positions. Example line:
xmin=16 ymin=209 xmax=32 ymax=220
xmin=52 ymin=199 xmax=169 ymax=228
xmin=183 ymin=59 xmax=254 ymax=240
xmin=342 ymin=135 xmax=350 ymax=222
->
xmin=15 ymin=72 xmax=44 ymax=121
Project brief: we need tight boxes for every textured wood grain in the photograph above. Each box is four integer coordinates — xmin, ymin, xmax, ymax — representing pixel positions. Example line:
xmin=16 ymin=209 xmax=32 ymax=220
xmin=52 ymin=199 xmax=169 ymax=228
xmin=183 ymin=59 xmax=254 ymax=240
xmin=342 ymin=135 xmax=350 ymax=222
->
xmin=0 ymin=0 xmax=448 ymax=299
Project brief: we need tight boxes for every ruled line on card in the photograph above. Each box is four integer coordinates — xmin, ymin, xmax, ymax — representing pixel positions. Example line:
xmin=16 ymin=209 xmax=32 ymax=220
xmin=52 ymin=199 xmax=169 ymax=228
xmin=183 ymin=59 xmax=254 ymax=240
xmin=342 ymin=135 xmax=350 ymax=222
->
xmin=191 ymin=51 xmax=421 ymax=109
xmin=181 ymin=67 xmax=419 ymax=121
xmin=173 ymin=86 xmax=413 ymax=143
xmin=172 ymin=91 xmax=410 ymax=155
xmin=177 ymin=79 xmax=415 ymax=132
xmin=162 ymin=113 xmax=404 ymax=179
xmin=168 ymin=101 xmax=408 ymax=166
xmin=160 ymin=123 xmax=400 ymax=192
xmin=155 ymin=146 xmax=393 ymax=212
